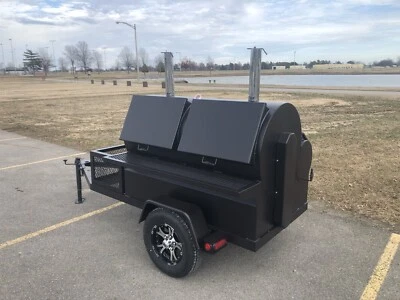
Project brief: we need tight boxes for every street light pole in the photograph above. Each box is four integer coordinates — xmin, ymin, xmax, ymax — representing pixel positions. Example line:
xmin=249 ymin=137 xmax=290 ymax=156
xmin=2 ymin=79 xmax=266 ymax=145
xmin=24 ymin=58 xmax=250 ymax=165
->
xmin=9 ymin=38 xmax=16 ymax=73
xmin=0 ymin=43 xmax=5 ymax=74
xmin=133 ymin=24 xmax=139 ymax=81
xmin=116 ymin=21 xmax=140 ymax=81
xmin=50 ymin=40 xmax=56 ymax=71
xmin=102 ymin=47 xmax=107 ymax=71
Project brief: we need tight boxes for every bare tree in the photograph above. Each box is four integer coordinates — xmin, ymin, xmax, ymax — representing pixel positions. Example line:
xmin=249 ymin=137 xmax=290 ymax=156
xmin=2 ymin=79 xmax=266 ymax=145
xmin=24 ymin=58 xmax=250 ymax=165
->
xmin=64 ymin=45 xmax=77 ymax=74
xmin=181 ymin=57 xmax=197 ymax=71
xmin=154 ymin=54 xmax=165 ymax=73
xmin=38 ymin=48 xmax=52 ymax=76
xmin=114 ymin=59 xmax=121 ymax=71
xmin=139 ymin=48 xmax=149 ymax=67
xmin=58 ymin=57 xmax=68 ymax=72
xmin=75 ymin=41 xmax=92 ymax=72
xmin=198 ymin=62 xmax=206 ymax=71
xmin=154 ymin=54 xmax=163 ymax=66
xmin=119 ymin=46 xmax=134 ymax=73
xmin=92 ymin=50 xmax=103 ymax=73
xmin=181 ymin=57 xmax=190 ymax=71
xmin=206 ymin=55 xmax=214 ymax=75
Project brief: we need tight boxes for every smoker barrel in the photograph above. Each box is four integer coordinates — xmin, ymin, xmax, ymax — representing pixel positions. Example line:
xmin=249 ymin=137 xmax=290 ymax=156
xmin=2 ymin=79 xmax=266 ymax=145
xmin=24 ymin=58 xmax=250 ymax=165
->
xmin=90 ymin=94 xmax=312 ymax=251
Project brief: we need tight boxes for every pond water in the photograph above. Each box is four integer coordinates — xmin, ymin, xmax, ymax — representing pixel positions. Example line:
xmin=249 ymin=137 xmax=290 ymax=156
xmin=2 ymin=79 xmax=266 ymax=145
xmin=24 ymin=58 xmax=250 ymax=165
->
xmin=180 ymin=74 xmax=400 ymax=88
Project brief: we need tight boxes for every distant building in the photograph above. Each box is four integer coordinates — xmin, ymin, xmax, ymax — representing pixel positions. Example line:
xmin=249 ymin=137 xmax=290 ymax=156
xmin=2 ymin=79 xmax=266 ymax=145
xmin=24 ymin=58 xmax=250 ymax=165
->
xmin=4 ymin=69 xmax=25 ymax=75
xmin=312 ymin=63 xmax=364 ymax=70
xmin=272 ymin=65 xmax=286 ymax=70
xmin=289 ymin=65 xmax=306 ymax=70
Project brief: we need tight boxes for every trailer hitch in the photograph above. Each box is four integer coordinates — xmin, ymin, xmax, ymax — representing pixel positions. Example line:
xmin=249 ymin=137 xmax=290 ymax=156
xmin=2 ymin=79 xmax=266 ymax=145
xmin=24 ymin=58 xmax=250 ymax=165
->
xmin=64 ymin=157 xmax=91 ymax=204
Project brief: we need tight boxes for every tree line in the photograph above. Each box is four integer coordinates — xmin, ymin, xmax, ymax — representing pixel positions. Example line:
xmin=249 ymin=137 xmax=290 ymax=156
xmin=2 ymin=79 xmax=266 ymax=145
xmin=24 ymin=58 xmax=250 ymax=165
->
xmin=22 ymin=41 xmax=154 ymax=75
xmin=22 ymin=41 xmax=97 ymax=75
xmin=61 ymin=41 xmax=153 ymax=75
xmin=178 ymin=58 xmax=400 ymax=71
xmin=21 ymin=41 xmax=400 ymax=75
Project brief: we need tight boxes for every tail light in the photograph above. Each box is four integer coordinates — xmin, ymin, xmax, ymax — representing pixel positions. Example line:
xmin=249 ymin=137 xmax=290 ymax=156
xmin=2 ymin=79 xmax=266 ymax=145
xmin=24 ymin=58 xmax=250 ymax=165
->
xmin=204 ymin=238 xmax=227 ymax=253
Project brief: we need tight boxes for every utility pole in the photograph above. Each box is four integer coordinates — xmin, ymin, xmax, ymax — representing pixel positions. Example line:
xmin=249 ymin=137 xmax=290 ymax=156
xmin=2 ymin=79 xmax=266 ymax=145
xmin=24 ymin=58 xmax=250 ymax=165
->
xmin=294 ymin=50 xmax=296 ymax=65
xmin=50 ymin=40 xmax=56 ymax=71
xmin=9 ymin=39 xmax=16 ymax=73
xmin=0 ymin=43 xmax=5 ymax=74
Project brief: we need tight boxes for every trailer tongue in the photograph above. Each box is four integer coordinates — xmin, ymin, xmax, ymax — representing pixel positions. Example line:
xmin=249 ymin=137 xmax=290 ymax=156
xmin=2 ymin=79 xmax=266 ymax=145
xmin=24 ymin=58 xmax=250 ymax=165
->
xmin=67 ymin=49 xmax=313 ymax=277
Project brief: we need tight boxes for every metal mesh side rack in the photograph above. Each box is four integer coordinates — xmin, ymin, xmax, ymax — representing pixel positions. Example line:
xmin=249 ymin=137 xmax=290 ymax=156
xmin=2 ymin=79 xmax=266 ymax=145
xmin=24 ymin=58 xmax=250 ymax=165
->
xmin=90 ymin=145 xmax=127 ymax=194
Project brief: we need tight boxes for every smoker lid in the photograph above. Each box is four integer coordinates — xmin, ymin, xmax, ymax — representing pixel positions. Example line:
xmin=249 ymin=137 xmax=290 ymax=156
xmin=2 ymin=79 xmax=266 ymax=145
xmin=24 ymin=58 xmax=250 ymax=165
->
xmin=178 ymin=99 xmax=267 ymax=164
xmin=120 ymin=95 xmax=188 ymax=149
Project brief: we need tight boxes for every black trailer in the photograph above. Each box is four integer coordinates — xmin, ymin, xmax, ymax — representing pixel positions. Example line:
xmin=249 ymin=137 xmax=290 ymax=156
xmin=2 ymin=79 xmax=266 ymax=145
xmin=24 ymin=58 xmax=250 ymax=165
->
xmin=67 ymin=50 xmax=313 ymax=277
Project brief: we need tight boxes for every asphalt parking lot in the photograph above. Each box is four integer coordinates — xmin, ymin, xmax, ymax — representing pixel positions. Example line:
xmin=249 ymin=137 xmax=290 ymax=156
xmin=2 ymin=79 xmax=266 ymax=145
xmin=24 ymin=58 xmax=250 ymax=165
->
xmin=0 ymin=129 xmax=399 ymax=300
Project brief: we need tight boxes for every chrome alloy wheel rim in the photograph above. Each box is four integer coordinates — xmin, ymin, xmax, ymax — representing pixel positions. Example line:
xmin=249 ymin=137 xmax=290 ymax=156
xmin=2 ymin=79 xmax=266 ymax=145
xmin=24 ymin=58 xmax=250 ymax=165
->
xmin=151 ymin=223 xmax=183 ymax=265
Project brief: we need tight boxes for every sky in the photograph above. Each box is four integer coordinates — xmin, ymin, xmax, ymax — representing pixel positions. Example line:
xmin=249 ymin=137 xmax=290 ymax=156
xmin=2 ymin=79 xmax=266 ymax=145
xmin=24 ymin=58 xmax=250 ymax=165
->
xmin=0 ymin=0 xmax=399 ymax=68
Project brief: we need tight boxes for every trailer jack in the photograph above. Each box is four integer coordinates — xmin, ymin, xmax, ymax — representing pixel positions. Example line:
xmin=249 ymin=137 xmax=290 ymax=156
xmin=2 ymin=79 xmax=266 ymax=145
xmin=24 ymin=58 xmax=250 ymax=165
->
xmin=64 ymin=157 xmax=91 ymax=204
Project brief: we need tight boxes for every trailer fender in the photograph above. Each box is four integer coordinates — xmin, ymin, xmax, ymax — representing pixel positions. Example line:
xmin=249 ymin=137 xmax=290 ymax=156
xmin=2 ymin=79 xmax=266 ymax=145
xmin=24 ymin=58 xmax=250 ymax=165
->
xmin=139 ymin=196 xmax=209 ymax=248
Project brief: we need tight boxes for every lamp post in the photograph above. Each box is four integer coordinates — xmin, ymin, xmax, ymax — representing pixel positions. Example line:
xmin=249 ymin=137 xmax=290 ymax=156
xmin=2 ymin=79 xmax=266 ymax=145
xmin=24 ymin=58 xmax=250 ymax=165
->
xmin=116 ymin=21 xmax=140 ymax=81
xmin=0 ymin=43 xmax=5 ymax=74
xmin=9 ymin=38 xmax=16 ymax=73
xmin=102 ymin=47 xmax=108 ymax=71
xmin=50 ymin=40 xmax=56 ymax=71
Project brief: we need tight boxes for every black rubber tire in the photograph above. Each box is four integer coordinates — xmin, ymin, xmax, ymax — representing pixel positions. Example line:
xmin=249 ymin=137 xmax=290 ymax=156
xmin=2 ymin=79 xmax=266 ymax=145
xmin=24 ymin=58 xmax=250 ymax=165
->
xmin=143 ymin=208 xmax=200 ymax=278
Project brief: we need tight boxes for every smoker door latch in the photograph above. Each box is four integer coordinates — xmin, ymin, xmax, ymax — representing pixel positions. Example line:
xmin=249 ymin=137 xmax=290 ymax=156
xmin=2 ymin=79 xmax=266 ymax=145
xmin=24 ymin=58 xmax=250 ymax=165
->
xmin=137 ymin=144 xmax=149 ymax=152
xmin=309 ymin=168 xmax=314 ymax=182
xmin=201 ymin=156 xmax=218 ymax=166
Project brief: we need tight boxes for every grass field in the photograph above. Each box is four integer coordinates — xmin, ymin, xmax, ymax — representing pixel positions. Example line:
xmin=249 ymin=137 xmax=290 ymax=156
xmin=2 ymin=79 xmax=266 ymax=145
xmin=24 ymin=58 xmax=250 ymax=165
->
xmin=0 ymin=76 xmax=399 ymax=230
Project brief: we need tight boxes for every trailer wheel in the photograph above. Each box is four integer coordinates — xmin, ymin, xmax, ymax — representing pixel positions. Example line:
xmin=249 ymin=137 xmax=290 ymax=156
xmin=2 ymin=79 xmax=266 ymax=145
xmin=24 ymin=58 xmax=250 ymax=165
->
xmin=143 ymin=208 xmax=200 ymax=278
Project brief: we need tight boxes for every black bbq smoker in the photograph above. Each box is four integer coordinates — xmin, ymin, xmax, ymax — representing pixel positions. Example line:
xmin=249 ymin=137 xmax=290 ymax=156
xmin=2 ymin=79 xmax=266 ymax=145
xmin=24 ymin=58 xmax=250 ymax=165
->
xmin=67 ymin=48 xmax=313 ymax=277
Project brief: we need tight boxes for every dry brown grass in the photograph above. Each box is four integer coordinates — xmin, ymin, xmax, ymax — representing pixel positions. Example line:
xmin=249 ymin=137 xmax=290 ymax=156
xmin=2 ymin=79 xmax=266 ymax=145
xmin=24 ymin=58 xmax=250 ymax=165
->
xmin=0 ymin=76 xmax=399 ymax=229
xmin=299 ymin=94 xmax=400 ymax=230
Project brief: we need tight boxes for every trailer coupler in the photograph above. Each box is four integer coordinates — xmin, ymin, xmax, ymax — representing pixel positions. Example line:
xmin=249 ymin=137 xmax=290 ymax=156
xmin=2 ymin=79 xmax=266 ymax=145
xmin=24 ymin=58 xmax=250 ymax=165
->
xmin=64 ymin=157 xmax=91 ymax=204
